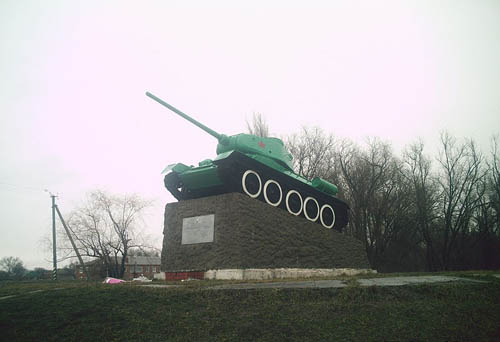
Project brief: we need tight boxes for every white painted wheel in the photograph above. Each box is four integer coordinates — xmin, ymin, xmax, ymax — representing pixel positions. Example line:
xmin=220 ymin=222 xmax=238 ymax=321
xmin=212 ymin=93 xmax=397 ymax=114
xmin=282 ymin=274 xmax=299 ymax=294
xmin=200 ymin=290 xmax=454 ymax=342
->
xmin=285 ymin=190 xmax=303 ymax=216
xmin=320 ymin=204 xmax=335 ymax=229
xmin=241 ymin=170 xmax=262 ymax=198
xmin=304 ymin=196 xmax=320 ymax=222
xmin=263 ymin=179 xmax=282 ymax=206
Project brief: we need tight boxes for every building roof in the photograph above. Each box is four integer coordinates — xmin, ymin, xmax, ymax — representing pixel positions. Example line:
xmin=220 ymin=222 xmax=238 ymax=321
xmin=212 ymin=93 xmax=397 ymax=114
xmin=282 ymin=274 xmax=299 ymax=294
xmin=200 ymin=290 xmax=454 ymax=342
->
xmin=126 ymin=256 xmax=161 ymax=265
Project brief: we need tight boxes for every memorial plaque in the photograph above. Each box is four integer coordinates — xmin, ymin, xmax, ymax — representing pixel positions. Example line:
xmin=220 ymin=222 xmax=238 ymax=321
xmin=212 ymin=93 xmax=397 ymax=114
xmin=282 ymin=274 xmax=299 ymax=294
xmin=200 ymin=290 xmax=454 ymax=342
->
xmin=181 ymin=214 xmax=215 ymax=244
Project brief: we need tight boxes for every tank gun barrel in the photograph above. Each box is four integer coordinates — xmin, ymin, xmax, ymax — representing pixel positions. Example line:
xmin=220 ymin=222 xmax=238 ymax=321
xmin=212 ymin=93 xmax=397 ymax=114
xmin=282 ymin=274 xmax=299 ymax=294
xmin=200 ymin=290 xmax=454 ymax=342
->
xmin=146 ymin=91 xmax=222 ymax=140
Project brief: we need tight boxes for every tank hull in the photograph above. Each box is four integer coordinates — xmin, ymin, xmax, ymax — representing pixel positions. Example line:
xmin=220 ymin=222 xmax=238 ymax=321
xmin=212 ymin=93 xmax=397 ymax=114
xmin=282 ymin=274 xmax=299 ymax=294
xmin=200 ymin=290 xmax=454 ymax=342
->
xmin=164 ymin=151 xmax=349 ymax=232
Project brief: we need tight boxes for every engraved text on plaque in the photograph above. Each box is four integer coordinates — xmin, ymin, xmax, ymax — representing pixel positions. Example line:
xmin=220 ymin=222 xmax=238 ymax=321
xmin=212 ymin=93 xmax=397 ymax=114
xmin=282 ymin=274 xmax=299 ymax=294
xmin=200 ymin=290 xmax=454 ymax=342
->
xmin=181 ymin=214 xmax=215 ymax=244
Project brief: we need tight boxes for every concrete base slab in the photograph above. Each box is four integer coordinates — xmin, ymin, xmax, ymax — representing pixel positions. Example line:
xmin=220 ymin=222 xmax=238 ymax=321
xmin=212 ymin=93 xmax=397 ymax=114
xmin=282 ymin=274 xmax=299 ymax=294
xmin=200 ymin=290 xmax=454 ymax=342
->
xmin=204 ymin=268 xmax=376 ymax=280
xmin=358 ymin=275 xmax=486 ymax=287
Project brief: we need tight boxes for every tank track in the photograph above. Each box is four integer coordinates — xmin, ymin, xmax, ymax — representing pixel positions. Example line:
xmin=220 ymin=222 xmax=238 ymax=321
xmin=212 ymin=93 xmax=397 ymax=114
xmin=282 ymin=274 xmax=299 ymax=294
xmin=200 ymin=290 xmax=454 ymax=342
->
xmin=214 ymin=152 xmax=349 ymax=232
xmin=165 ymin=151 xmax=349 ymax=232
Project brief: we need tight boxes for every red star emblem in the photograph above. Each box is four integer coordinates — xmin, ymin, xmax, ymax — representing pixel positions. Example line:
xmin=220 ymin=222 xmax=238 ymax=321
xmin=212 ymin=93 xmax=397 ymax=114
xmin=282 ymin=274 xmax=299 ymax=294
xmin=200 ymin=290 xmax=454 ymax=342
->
xmin=258 ymin=141 xmax=266 ymax=148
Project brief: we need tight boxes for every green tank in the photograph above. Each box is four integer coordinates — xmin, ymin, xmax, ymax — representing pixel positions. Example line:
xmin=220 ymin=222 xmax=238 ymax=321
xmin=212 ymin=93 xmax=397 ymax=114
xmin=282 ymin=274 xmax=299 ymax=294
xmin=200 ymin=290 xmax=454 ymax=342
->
xmin=146 ymin=92 xmax=349 ymax=231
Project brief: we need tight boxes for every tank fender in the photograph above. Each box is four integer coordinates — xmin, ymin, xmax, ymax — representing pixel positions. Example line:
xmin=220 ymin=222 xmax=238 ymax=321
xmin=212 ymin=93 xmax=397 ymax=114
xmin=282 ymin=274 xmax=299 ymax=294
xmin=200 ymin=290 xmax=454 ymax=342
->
xmin=311 ymin=177 xmax=338 ymax=196
xmin=198 ymin=159 xmax=213 ymax=167
xmin=161 ymin=162 xmax=191 ymax=174
xmin=213 ymin=150 xmax=236 ymax=162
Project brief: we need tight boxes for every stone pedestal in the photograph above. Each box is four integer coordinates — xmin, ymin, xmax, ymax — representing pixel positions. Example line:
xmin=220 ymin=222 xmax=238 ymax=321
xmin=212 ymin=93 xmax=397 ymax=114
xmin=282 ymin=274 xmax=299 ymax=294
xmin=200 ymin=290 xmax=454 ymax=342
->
xmin=162 ymin=192 xmax=371 ymax=272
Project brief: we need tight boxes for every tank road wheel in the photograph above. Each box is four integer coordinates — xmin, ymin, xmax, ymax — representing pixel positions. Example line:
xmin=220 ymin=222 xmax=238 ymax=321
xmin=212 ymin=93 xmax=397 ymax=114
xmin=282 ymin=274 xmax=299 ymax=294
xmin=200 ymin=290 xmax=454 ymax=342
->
xmin=320 ymin=204 xmax=336 ymax=229
xmin=263 ymin=179 xmax=282 ymax=206
xmin=285 ymin=190 xmax=303 ymax=216
xmin=242 ymin=170 xmax=262 ymax=198
xmin=304 ymin=196 xmax=320 ymax=222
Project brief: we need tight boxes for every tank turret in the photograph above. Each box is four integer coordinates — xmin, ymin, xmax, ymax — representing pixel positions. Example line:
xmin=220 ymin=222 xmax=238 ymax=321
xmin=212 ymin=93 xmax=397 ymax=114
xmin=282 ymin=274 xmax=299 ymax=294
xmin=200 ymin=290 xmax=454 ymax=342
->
xmin=146 ymin=91 xmax=349 ymax=231
xmin=146 ymin=92 xmax=294 ymax=171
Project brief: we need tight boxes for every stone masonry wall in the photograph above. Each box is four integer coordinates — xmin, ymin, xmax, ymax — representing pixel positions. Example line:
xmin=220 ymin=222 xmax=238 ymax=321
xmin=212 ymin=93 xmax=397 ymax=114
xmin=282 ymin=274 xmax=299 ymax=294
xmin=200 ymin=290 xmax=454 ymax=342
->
xmin=162 ymin=192 xmax=370 ymax=272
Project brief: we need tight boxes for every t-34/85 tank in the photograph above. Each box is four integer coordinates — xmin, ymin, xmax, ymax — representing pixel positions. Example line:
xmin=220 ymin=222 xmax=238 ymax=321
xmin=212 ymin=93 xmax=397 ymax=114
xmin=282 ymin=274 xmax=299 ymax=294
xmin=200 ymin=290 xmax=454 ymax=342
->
xmin=146 ymin=92 xmax=349 ymax=231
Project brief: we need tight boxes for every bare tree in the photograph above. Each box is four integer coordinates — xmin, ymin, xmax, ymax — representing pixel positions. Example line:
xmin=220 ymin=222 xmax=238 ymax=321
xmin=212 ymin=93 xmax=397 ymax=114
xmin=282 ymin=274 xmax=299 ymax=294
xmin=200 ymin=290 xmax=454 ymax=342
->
xmin=282 ymin=125 xmax=500 ymax=271
xmin=436 ymin=132 xmax=487 ymax=270
xmin=336 ymin=138 xmax=412 ymax=269
xmin=284 ymin=128 xmax=421 ymax=268
xmin=285 ymin=126 xmax=337 ymax=180
xmin=0 ymin=256 xmax=26 ymax=279
xmin=58 ymin=190 xmax=153 ymax=278
xmin=246 ymin=112 xmax=269 ymax=137
xmin=487 ymin=135 xmax=500 ymax=235
xmin=403 ymin=140 xmax=440 ymax=270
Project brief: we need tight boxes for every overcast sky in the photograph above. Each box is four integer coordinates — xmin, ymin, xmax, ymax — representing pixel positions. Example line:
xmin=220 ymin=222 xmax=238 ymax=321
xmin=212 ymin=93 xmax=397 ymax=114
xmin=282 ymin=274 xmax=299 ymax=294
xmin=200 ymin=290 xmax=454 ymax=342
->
xmin=1 ymin=1 xmax=499 ymax=269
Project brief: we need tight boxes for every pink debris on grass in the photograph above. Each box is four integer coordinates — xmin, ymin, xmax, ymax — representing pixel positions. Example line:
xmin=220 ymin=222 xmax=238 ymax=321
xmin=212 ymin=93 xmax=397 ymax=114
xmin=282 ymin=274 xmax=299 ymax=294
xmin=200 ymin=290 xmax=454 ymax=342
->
xmin=103 ymin=277 xmax=125 ymax=284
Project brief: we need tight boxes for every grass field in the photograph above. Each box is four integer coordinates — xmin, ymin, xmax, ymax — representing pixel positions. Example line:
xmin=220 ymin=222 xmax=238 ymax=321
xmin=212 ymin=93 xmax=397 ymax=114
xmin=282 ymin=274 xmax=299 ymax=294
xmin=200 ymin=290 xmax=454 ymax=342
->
xmin=1 ymin=272 xmax=499 ymax=341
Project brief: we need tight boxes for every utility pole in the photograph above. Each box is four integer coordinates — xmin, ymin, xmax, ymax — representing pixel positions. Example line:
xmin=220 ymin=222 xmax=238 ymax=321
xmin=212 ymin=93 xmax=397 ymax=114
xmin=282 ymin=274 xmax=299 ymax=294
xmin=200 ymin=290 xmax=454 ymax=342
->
xmin=55 ymin=205 xmax=89 ymax=280
xmin=46 ymin=189 xmax=89 ymax=281
xmin=51 ymin=194 xmax=57 ymax=281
